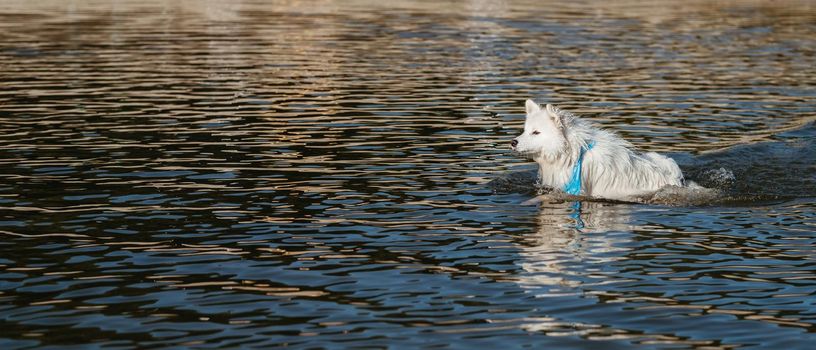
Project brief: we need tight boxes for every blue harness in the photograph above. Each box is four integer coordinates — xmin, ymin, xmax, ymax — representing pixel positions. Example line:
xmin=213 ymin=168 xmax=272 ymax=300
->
xmin=563 ymin=141 xmax=595 ymax=195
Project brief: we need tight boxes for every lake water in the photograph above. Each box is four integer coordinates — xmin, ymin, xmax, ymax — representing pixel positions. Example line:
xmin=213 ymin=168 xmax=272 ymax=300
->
xmin=1 ymin=0 xmax=816 ymax=348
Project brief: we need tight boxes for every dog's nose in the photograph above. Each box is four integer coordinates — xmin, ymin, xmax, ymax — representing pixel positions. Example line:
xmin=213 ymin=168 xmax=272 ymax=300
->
xmin=511 ymin=139 xmax=518 ymax=148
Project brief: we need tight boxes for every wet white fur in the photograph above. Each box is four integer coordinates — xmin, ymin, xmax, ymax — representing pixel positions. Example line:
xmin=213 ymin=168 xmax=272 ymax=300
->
xmin=512 ymin=100 xmax=684 ymax=201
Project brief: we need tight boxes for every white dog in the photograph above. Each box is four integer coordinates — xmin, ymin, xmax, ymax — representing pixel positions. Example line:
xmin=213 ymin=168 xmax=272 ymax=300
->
xmin=511 ymin=100 xmax=684 ymax=201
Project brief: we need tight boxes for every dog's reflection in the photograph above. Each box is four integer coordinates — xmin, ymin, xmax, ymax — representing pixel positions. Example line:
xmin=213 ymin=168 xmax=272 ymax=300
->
xmin=515 ymin=200 xmax=635 ymax=290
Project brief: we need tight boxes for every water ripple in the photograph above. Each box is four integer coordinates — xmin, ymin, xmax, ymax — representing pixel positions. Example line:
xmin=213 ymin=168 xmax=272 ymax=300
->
xmin=1 ymin=0 xmax=816 ymax=349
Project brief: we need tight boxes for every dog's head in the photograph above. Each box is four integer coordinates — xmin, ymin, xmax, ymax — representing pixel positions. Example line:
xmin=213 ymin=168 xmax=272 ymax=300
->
xmin=511 ymin=100 xmax=569 ymax=158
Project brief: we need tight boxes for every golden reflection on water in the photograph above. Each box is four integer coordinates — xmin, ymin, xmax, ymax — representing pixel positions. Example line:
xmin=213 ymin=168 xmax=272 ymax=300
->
xmin=1 ymin=0 xmax=816 ymax=348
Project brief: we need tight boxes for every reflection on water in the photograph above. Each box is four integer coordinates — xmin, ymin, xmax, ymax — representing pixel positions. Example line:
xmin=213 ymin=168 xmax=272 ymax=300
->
xmin=1 ymin=0 xmax=816 ymax=348
xmin=516 ymin=201 xmax=632 ymax=290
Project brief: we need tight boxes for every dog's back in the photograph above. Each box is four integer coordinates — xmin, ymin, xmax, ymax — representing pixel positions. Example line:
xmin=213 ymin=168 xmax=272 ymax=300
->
xmin=583 ymin=149 xmax=684 ymax=200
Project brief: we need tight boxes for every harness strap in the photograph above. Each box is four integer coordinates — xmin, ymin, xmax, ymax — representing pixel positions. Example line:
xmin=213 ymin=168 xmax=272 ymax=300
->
xmin=563 ymin=141 xmax=595 ymax=195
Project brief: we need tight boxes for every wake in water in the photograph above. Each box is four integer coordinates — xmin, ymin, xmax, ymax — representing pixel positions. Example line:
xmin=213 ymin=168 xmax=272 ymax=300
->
xmin=493 ymin=122 xmax=816 ymax=206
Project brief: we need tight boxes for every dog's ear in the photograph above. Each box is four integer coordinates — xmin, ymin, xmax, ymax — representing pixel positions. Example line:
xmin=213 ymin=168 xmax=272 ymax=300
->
xmin=525 ymin=99 xmax=541 ymax=115
xmin=545 ymin=104 xmax=566 ymax=130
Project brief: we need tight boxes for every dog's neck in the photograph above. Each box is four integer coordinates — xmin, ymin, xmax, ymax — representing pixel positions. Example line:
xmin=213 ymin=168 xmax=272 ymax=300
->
xmin=535 ymin=151 xmax=579 ymax=190
xmin=534 ymin=134 xmax=596 ymax=192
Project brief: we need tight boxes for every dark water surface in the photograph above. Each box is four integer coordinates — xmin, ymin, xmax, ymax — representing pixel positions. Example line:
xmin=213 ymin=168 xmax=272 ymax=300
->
xmin=1 ymin=0 xmax=816 ymax=348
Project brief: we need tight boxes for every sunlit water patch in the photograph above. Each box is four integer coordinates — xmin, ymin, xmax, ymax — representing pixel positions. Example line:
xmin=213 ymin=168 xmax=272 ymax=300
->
xmin=1 ymin=0 xmax=816 ymax=349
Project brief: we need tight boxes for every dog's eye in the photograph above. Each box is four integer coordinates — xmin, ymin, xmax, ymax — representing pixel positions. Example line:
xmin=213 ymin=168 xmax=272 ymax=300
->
xmin=532 ymin=130 xmax=540 ymax=135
